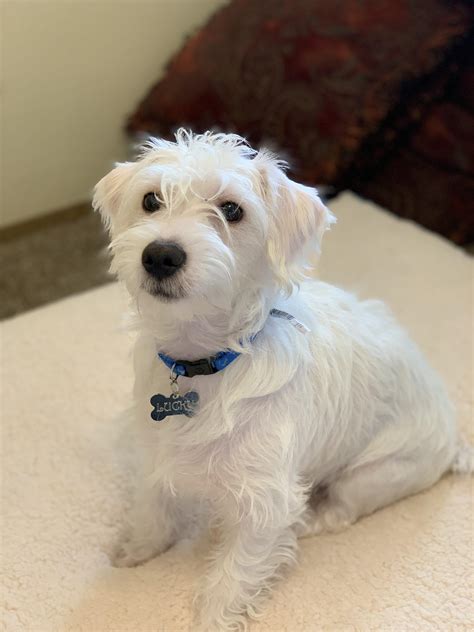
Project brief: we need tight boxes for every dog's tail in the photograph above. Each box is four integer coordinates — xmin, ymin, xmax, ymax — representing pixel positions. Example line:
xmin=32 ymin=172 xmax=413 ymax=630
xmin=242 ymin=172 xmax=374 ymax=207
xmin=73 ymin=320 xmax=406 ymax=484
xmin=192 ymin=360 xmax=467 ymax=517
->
xmin=450 ymin=439 xmax=474 ymax=474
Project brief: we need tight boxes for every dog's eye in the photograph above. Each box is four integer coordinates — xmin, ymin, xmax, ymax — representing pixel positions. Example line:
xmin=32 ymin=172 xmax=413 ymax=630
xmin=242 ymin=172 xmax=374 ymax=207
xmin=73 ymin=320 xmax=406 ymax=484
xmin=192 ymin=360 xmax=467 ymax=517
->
xmin=220 ymin=201 xmax=243 ymax=223
xmin=142 ymin=192 xmax=161 ymax=213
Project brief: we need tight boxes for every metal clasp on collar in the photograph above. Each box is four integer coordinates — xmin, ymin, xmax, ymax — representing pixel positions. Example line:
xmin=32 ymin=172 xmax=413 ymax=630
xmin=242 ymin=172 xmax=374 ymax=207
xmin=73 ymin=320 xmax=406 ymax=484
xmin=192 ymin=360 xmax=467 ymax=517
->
xmin=169 ymin=364 xmax=180 ymax=395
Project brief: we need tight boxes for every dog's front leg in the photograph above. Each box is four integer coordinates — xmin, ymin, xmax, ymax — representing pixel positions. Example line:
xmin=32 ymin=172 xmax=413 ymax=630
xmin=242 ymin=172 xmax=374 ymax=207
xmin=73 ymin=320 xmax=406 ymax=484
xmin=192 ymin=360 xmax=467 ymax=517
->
xmin=197 ymin=482 xmax=305 ymax=631
xmin=114 ymin=479 xmax=182 ymax=567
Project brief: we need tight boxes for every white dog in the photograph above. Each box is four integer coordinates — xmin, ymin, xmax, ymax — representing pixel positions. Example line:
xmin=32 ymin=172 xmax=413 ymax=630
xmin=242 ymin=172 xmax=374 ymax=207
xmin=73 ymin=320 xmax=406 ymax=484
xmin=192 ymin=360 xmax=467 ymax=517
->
xmin=93 ymin=130 xmax=470 ymax=631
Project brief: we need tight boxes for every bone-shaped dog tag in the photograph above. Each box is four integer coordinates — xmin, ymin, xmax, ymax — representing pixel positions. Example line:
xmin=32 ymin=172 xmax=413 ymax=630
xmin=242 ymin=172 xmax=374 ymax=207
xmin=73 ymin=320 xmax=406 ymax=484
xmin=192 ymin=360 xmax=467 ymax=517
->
xmin=150 ymin=391 xmax=199 ymax=422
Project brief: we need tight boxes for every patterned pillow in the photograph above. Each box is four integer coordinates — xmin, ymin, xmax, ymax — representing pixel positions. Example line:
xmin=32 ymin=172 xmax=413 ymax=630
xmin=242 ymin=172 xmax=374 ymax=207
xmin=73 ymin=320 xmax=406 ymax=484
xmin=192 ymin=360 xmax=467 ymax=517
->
xmin=353 ymin=59 xmax=474 ymax=245
xmin=127 ymin=0 xmax=471 ymax=189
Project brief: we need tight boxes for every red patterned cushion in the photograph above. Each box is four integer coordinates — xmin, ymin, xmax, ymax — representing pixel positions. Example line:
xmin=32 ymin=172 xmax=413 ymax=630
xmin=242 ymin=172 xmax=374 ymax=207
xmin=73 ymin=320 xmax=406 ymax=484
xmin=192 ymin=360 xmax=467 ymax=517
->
xmin=127 ymin=0 xmax=471 ymax=187
xmin=353 ymin=58 xmax=474 ymax=245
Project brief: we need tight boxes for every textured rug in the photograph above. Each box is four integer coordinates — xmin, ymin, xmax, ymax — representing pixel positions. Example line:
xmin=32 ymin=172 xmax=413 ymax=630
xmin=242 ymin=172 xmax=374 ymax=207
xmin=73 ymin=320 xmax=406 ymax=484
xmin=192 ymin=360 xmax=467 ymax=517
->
xmin=2 ymin=193 xmax=472 ymax=631
xmin=0 ymin=205 xmax=109 ymax=319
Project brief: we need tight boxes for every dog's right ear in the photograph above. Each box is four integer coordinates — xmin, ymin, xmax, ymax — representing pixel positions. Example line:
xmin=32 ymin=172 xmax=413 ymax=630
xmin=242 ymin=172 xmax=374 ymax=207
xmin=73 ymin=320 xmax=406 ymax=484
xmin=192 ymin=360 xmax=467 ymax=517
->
xmin=92 ymin=162 xmax=133 ymax=233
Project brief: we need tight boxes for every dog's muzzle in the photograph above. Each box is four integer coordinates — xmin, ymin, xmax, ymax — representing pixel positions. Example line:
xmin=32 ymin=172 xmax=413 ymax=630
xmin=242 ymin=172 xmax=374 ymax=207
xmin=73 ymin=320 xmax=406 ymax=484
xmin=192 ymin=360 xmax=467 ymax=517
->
xmin=142 ymin=241 xmax=186 ymax=281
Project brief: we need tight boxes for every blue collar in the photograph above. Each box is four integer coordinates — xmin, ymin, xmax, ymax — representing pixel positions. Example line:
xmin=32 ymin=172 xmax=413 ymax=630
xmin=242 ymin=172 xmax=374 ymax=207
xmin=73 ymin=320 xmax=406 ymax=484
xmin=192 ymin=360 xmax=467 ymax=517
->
xmin=157 ymin=309 xmax=309 ymax=378
xmin=158 ymin=348 xmax=242 ymax=378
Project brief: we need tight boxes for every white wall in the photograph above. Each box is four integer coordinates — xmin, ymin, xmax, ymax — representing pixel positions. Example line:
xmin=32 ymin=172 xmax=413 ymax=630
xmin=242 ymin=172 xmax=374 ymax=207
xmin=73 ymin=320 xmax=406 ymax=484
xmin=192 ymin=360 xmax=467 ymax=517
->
xmin=0 ymin=0 xmax=226 ymax=228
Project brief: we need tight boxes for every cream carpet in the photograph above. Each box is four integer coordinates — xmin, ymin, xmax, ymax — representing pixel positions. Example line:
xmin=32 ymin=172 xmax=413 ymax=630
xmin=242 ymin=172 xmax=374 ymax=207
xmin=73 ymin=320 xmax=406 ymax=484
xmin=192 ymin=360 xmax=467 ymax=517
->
xmin=2 ymin=193 xmax=472 ymax=631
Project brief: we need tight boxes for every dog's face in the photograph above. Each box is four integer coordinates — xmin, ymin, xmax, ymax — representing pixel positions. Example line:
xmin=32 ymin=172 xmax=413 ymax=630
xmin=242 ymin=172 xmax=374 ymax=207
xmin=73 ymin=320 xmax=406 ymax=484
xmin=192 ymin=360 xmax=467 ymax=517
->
xmin=93 ymin=131 xmax=333 ymax=317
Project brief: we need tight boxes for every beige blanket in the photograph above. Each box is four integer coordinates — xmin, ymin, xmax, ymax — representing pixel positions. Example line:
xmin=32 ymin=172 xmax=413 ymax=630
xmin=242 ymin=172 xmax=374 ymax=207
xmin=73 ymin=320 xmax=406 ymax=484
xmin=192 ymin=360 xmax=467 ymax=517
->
xmin=2 ymin=193 xmax=472 ymax=631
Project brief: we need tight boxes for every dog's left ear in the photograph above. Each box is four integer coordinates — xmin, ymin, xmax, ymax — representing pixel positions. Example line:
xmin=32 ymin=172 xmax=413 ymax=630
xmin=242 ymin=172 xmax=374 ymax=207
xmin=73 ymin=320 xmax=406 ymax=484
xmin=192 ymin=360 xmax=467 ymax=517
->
xmin=255 ymin=152 xmax=335 ymax=288
xmin=92 ymin=162 xmax=134 ymax=233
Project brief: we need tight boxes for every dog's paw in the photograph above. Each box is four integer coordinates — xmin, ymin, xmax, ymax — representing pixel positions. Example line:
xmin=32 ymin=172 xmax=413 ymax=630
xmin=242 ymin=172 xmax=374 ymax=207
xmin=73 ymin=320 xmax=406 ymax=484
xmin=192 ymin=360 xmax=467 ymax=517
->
xmin=195 ymin=601 xmax=251 ymax=632
xmin=296 ymin=501 xmax=354 ymax=537
xmin=195 ymin=579 xmax=266 ymax=632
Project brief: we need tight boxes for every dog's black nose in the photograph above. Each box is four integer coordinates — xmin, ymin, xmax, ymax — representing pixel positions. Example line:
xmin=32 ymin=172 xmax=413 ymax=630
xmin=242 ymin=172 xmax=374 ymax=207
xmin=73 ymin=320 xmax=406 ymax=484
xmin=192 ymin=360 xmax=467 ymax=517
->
xmin=142 ymin=241 xmax=186 ymax=280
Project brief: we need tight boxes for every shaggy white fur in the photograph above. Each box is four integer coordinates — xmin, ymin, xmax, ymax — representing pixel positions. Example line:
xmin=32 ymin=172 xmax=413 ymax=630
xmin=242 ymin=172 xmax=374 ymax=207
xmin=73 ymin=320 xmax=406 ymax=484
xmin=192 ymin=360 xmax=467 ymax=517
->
xmin=93 ymin=130 xmax=471 ymax=631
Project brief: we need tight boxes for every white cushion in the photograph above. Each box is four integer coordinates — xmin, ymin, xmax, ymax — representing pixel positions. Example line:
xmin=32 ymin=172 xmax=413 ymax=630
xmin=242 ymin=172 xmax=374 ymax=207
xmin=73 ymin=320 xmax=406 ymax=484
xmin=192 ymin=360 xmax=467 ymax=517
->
xmin=2 ymin=193 xmax=472 ymax=631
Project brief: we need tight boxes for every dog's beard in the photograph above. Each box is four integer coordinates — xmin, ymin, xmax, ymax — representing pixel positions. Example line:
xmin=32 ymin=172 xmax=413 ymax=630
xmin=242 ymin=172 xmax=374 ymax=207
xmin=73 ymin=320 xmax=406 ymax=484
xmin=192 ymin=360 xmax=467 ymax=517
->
xmin=141 ymin=276 xmax=187 ymax=301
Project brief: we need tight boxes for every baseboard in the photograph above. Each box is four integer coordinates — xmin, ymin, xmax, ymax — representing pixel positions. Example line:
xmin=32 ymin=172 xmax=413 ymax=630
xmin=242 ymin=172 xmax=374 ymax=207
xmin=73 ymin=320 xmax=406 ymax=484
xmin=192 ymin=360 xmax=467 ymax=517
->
xmin=0 ymin=201 xmax=92 ymax=243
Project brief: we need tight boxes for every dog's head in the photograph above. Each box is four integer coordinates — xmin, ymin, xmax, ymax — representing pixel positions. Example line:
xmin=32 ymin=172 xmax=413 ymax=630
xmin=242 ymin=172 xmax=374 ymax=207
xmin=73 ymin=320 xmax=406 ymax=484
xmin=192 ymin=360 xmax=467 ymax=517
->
xmin=93 ymin=130 xmax=334 ymax=318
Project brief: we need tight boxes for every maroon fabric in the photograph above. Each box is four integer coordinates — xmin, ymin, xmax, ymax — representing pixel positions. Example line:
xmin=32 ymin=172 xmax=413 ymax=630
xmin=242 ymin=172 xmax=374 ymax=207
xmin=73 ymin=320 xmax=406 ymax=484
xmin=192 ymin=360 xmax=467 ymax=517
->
xmin=353 ymin=113 xmax=474 ymax=244
xmin=355 ymin=147 xmax=474 ymax=245
xmin=128 ymin=0 xmax=470 ymax=184
xmin=412 ymin=104 xmax=474 ymax=176
xmin=127 ymin=0 xmax=473 ymax=243
xmin=354 ymin=40 xmax=474 ymax=245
